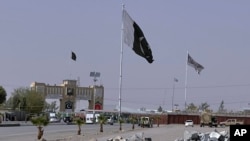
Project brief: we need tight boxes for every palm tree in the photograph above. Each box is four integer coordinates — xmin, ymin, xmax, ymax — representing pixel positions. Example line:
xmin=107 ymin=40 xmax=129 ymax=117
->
xmin=187 ymin=103 xmax=198 ymax=113
xmin=155 ymin=116 xmax=161 ymax=127
xmin=141 ymin=117 xmax=145 ymax=128
xmin=0 ymin=113 xmax=3 ymax=123
xmin=119 ymin=117 xmax=124 ymax=131
xmin=129 ymin=116 xmax=137 ymax=130
xmin=74 ymin=117 xmax=85 ymax=135
xmin=31 ymin=116 xmax=49 ymax=140
xmin=199 ymin=102 xmax=210 ymax=111
xmin=97 ymin=114 xmax=107 ymax=132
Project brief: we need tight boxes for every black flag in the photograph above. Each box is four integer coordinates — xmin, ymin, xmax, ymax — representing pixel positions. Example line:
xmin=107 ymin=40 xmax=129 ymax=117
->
xmin=71 ymin=51 xmax=76 ymax=61
xmin=174 ymin=78 xmax=178 ymax=82
xmin=187 ymin=54 xmax=204 ymax=74
xmin=123 ymin=10 xmax=154 ymax=63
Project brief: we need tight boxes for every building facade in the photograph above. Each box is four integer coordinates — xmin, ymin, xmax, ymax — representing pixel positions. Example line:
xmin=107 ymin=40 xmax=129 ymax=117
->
xmin=30 ymin=80 xmax=104 ymax=112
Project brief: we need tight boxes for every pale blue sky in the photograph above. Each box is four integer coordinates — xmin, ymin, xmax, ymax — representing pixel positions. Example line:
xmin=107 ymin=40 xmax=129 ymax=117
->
xmin=1 ymin=0 xmax=250 ymax=111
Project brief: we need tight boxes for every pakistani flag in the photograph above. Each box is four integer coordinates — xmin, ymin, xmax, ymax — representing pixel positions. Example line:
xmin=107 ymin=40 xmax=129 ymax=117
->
xmin=71 ymin=51 xmax=76 ymax=61
xmin=187 ymin=54 xmax=204 ymax=74
xmin=122 ymin=10 xmax=154 ymax=64
xmin=174 ymin=78 xmax=178 ymax=82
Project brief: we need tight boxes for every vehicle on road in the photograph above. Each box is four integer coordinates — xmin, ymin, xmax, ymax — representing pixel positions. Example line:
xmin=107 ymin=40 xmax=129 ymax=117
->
xmin=219 ymin=119 xmax=244 ymax=127
xmin=185 ymin=120 xmax=194 ymax=127
xmin=62 ymin=113 xmax=73 ymax=123
xmin=47 ymin=112 xmax=61 ymax=123
xmin=105 ymin=115 xmax=114 ymax=125
xmin=85 ymin=113 xmax=100 ymax=124
xmin=200 ymin=111 xmax=218 ymax=127
xmin=138 ymin=117 xmax=153 ymax=128
xmin=49 ymin=117 xmax=60 ymax=123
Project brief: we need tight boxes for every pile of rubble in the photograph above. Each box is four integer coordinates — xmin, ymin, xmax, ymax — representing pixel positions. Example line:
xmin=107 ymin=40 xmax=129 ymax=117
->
xmin=106 ymin=132 xmax=152 ymax=141
xmin=175 ymin=129 xmax=230 ymax=141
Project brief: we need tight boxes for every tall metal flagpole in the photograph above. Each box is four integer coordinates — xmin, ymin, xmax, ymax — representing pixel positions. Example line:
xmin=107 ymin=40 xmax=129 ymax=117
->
xmin=172 ymin=78 xmax=178 ymax=112
xmin=184 ymin=51 xmax=188 ymax=110
xmin=172 ymin=79 xmax=176 ymax=112
xmin=118 ymin=4 xmax=125 ymax=120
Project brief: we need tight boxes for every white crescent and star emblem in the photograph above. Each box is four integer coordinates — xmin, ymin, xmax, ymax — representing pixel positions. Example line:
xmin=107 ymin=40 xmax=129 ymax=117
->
xmin=65 ymin=101 xmax=73 ymax=109
xmin=66 ymin=104 xmax=71 ymax=109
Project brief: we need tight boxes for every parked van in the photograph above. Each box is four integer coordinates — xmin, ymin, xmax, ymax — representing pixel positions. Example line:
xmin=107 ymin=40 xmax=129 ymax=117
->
xmin=85 ymin=113 xmax=100 ymax=124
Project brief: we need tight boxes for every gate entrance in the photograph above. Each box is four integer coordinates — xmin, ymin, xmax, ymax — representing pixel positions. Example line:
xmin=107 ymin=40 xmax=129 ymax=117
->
xmin=30 ymin=79 xmax=104 ymax=112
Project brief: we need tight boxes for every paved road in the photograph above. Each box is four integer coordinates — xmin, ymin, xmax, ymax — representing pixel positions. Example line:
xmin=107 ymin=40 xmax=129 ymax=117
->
xmin=0 ymin=122 xmax=137 ymax=141
xmin=0 ymin=122 xmax=230 ymax=141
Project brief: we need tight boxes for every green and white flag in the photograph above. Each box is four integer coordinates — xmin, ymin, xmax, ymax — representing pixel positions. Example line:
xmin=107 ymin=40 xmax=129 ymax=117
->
xmin=123 ymin=10 xmax=154 ymax=64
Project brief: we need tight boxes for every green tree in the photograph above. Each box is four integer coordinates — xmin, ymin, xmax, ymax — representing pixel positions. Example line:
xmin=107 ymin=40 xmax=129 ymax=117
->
xmin=31 ymin=116 xmax=49 ymax=140
xmin=74 ymin=117 xmax=85 ymax=135
xmin=129 ymin=116 xmax=137 ymax=130
xmin=4 ymin=97 xmax=12 ymax=108
xmin=0 ymin=113 xmax=3 ymax=123
xmin=155 ymin=116 xmax=161 ymax=127
xmin=199 ymin=102 xmax=210 ymax=111
xmin=44 ymin=101 xmax=59 ymax=112
xmin=187 ymin=103 xmax=198 ymax=112
xmin=0 ymin=86 xmax=7 ymax=105
xmin=24 ymin=90 xmax=45 ymax=113
xmin=157 ymin=106 xmax=163 ymax=112
xmin=10 ymin=87 xmax=28 ymax=110
xmin=9 ymin=87 xmax=45 ymax=113
xmin=218 ymin=100 xmax=226 ymax=113
xmin=98 ymin=114 xmax=107 ymax=132
xmin=141 ymin=117 xmax=145 ymax=128
xmin=119 ymin=117 xmax=124 ymax=131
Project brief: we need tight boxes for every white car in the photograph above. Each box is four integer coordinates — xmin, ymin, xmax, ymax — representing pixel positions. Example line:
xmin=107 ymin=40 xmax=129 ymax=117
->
xmin=49 ymin=117 xmax=60 ymax=123
xmin=185 ymin=120 xmax=194 ymax=127
xmin=106 ymin=116 xmax=114 ymax=125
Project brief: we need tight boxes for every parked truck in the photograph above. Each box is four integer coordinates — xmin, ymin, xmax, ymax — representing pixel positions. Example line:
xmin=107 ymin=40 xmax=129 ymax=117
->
xmin=138 ymin=116 xmax=153 ymax=128
xmin=219 ymin=119 xmax=244 ymax=127
xmin=200 ymin=111 xmax=218 ymax=127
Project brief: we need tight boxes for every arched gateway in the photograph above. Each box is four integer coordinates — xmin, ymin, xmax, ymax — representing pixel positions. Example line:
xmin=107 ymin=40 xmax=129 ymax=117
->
xmin=30 ymin=80 xmax=104 ymax=112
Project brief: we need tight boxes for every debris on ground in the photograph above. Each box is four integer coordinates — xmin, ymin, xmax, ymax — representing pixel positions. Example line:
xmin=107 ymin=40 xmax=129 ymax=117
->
xmin=106 ymin=132 xmax=152 ymax=141
xmin=174 ymin=129 xmax=230 ymax=141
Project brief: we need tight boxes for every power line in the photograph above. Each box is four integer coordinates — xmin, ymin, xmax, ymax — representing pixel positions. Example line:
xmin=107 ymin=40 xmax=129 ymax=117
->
xmin=2 ymin=82 xmax=250 ymax=91
xmin=104 ymin=83 xmax=250 ymax=91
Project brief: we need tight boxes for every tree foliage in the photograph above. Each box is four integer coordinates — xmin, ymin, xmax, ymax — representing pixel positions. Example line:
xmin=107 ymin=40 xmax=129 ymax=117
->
xmin=118 ymin=117 xmax=124 ymax=131
xmin=155 ymin=116 xmax=161 ymax=127
xmin=8 ymin=87 xmax=28 ymax=110
xmin=186 ymin=103 xmax=198 ymax=112
xmin=31 ymin=116 xmax=49 ymax=140
xmin=199 ymin=102 xmax=210 ymax=111
xmin=0 ymin=86 xmax=7 ymax=104
xmin=44 ymin=101 xmax=59 ymax=112
xmin=157 ymin=106 xmax=163 ymax=112
xmin=7 ymin=87 xmax=45 ymax=113
xmin=218 ymin=100 xmax=226 ymax=113
xmin=130 ymin=116 xmax=137 ymax=130
xmin=26 ymin=90 xmax=45 ymax=113
xmin=74 ymin=117 xmax=85 ymax=135
xmin=98 ymin=114 xmax=107 ymax=132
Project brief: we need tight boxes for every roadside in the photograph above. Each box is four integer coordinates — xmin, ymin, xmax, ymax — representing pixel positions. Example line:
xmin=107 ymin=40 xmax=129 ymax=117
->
xmin=0 ymin=122 xmax=230 ymax=141
xmin=0 ymin=120 xmax=69 ymax=127
xmin=88 ymin=124 xmax=230 ymax=141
